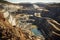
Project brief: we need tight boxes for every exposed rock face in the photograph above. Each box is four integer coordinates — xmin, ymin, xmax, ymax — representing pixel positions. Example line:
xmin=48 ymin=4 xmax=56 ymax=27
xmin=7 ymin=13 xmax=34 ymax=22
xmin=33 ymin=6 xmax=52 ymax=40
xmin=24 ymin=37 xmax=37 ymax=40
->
xmin=0 ymin=12 xmax=24 ymax=40
xmin=0 ymin=18 xmax=43 ymax=40
xmin=41 ymin=4 xmax=60 ymax=23
xmin=0 ymin=25 xmax=25 ymax=40
xmin=0 ymin=3 xmax=60 ymax=40
xmin=32 ymin=17 xmax=60 ymax=40
xmin=0 ymin=11 xmax=43 ymax=40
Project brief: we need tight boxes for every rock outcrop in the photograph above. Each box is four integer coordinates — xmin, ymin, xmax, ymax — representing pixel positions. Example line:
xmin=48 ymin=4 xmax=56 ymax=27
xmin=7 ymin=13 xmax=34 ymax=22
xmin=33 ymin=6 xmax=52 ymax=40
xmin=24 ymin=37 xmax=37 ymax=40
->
xmin=0 ymin=9 xmax=43 ymax=40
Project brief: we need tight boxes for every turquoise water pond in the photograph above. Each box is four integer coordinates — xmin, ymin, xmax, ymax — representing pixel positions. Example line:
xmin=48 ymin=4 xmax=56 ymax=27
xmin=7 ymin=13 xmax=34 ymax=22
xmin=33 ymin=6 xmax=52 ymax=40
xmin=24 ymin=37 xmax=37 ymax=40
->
xmin=31 ymin=28 xmax=42 ymax=36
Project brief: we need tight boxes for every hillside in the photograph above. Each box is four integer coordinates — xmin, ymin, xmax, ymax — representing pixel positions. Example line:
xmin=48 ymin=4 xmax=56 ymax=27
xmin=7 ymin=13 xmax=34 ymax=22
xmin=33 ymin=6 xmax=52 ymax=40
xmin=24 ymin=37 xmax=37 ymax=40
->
xmin=0 ymin=2 xmax=60 ymax=40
